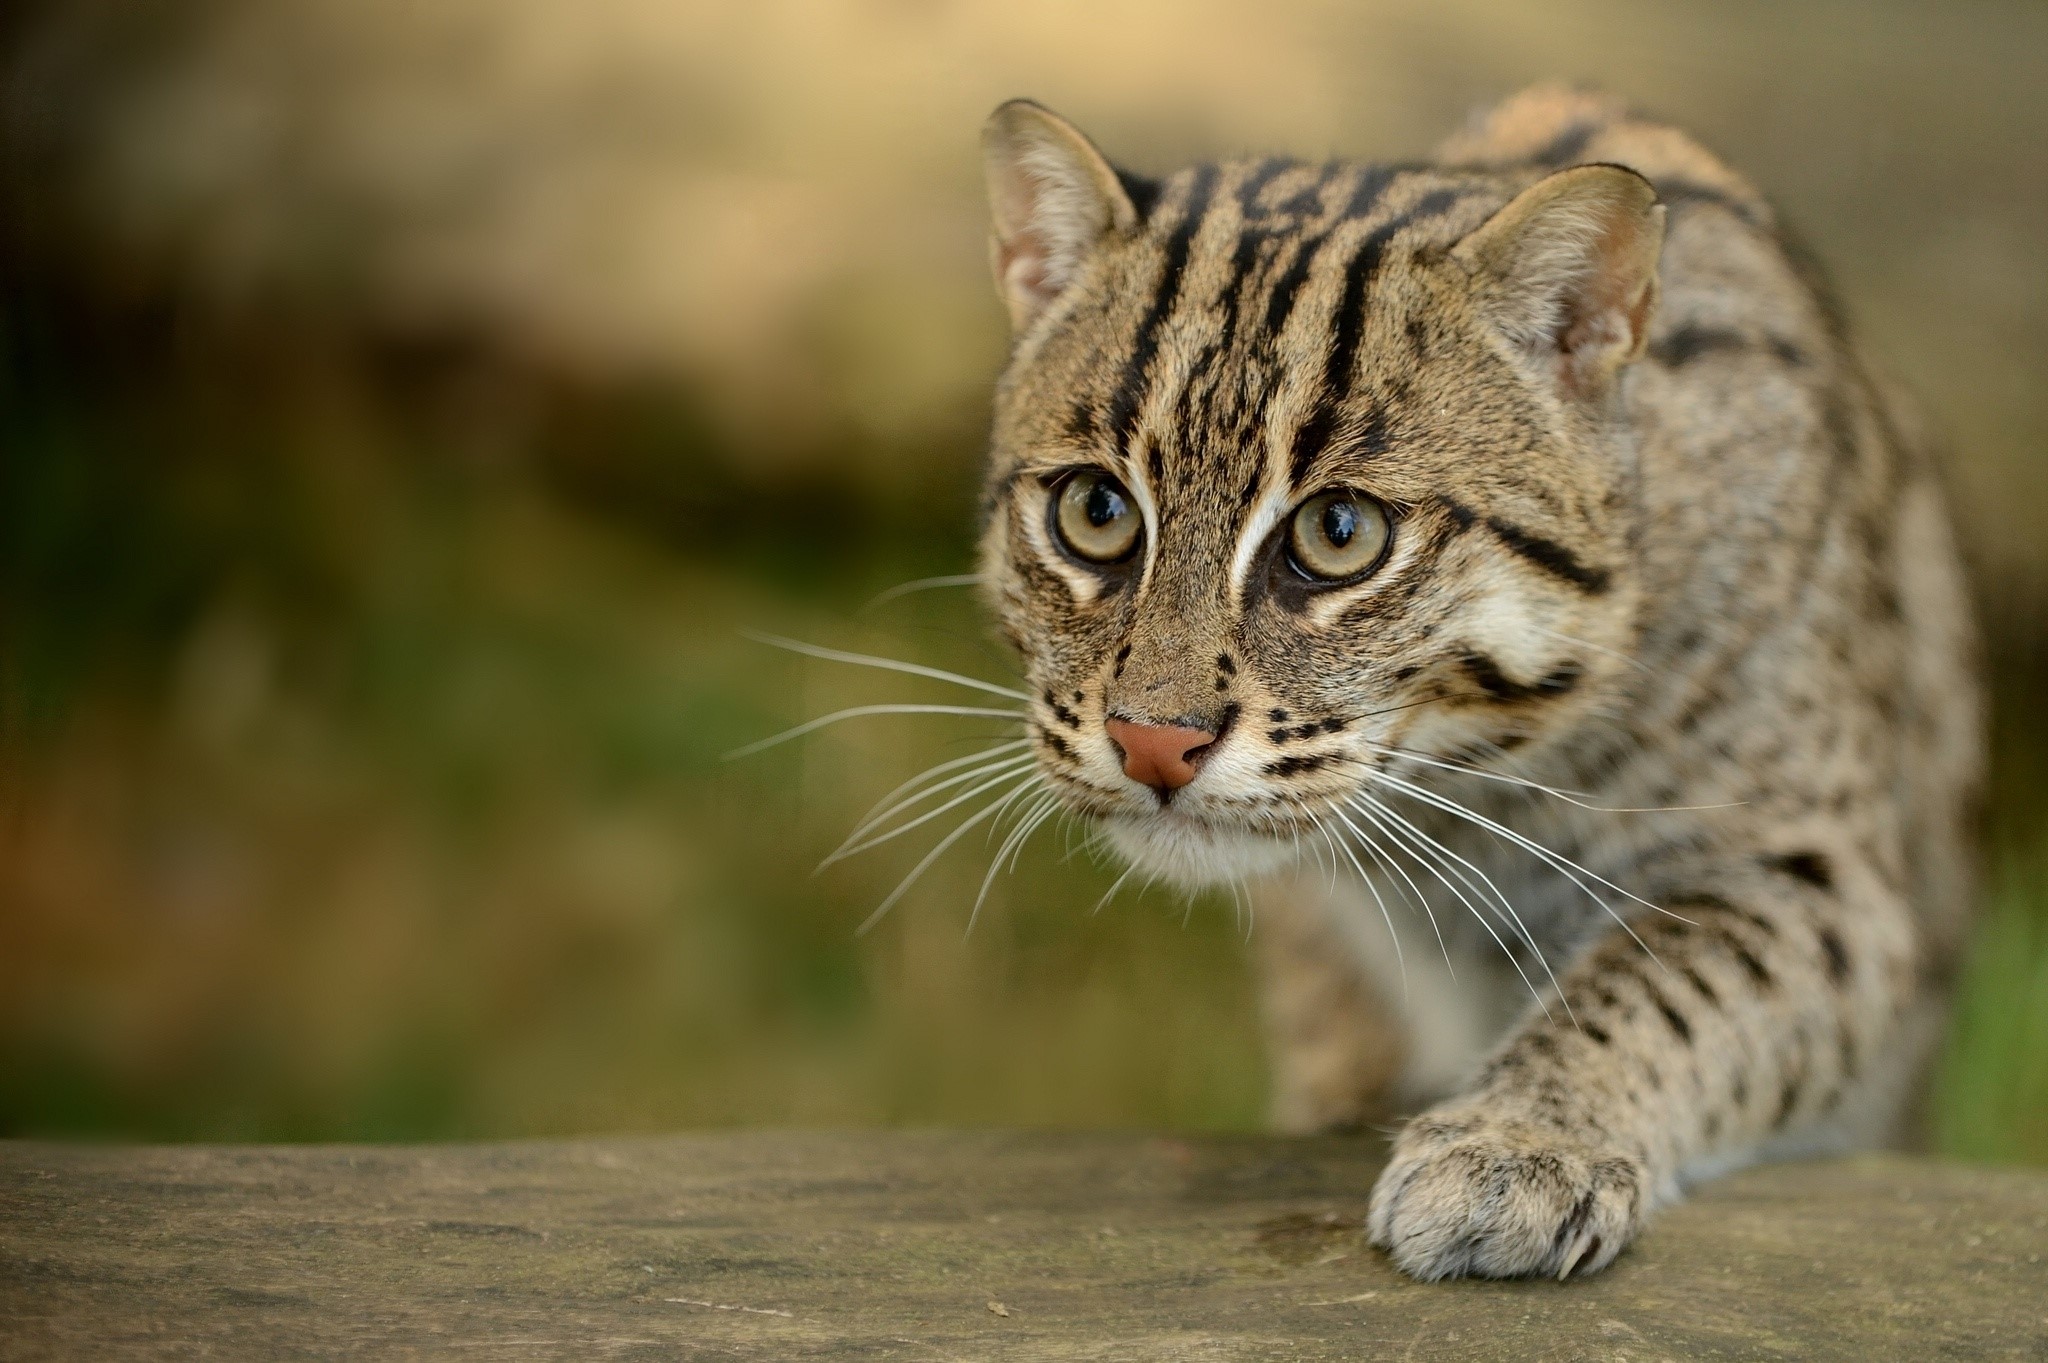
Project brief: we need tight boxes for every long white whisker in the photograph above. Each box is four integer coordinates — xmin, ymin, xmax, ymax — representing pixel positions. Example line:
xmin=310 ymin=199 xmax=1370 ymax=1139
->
xmin=829 ymin=757 xmax=1041 ymax=864
xmin=1307 ymin=808 xmax=1406 ymax=1004
xmin=1328 ymin=803 xmax=1460 ymax=987
xmin=1303 ymin=811 xmax=1340 ymax=893
xmin=843 ymin=739 xmax=1032 ymax=844
xmin=1011 ymin=794 xmax=1061 ymax=875
xmin=855 ymin=771 xmax=1036 ymax=936
xmin=741 ymin=630 xmax=1031 ymax=702
xmin=1353 ymin=788 xmax=1548 ymax=977
xmin=1371 ymin=770 xmax=1686 ymax=922
xmin=858 ymin=573 xmax=984 ymax=613
xmin=724 ymin=704 xmax=1024 ymax=760
xmin=1349 ymin=795 xmax=1563 ymax=1022
xmin=1092 ymin=863 xmax=1139 ymax=916
xmin=1365 ymin=742 xmax=1744 ymax=814
xmin=829 ymin=751 xmax=1039 ymax=862
xmin=967 ymin=787 xmax=1058 ymax=937
xmin=1369 ymin=771 xmax=1682 ymax=967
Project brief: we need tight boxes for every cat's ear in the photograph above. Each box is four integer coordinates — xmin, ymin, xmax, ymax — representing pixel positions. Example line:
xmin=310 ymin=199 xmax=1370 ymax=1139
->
xmin=1451 ymin=164 xmax=1665 ymax=398
xmin=982 ymin=100 xmax=1144 ymax=332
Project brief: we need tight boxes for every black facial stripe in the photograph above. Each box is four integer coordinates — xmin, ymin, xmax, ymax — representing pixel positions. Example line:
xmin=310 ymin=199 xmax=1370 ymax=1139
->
xmin=1107 ymin=165 xmax=1219 ymax=471
xmin=1458 ymin=653 xmax=1583 ymax=703
xmin=1762 ymin=850 xmax=1835 ymax=891
xmin=1268 ymin=716 xmax=1348 ymax=745
xmin=1042 ymin=689 xmax=1082 ymax=730
xmin=1263 ymin=752 xmax=1332 ymax=777
xmin=1481 ymin=515 xmax=1613 ymax=594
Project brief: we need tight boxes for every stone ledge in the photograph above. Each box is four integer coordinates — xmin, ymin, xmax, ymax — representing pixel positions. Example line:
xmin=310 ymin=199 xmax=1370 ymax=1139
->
xmin=2 ymin=1132 xmax=2044 ymax=1360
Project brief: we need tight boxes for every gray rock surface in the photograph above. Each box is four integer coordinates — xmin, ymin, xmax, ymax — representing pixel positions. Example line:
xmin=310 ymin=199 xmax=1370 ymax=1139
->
xmin=3 ymin=1133 xmax=2044 ymax=1359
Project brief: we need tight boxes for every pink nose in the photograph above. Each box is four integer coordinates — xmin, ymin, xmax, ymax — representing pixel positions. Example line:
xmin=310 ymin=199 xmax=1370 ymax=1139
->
xmin=1104 ymin=718 xmax=1217 ymax=793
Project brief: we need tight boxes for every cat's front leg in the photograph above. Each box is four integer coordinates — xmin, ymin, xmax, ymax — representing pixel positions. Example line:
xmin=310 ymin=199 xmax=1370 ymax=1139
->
xmin=1367 ymin=856 xmax=1923 ymax=1279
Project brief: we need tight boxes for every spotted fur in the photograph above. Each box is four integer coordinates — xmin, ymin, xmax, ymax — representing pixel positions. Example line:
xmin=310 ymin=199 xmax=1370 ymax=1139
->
xmin=975 ymin=85 xmax=1982 ymax=1279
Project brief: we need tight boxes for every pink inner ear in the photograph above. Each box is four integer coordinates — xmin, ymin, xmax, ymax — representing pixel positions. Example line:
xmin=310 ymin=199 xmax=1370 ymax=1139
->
xmin=999 ymin=228 xmax=1055 ymax=316
xmin=1553 ymin=218 xmax=1657 ymax=395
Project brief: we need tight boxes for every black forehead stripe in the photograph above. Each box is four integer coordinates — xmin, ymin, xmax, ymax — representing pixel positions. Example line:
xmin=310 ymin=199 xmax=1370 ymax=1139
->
xmin=1260 ymin=164 xmax=1398 ymax=340
xmin=1274 ymin=160 xmax=1339 ymax=218
xmin=1482 ymin=514 xmax=1613 ymax=594
xmin=1116 ymin=167 xmax=1162 ymax=223
xmin=1235 ymin=157 xmax=1293 ymax=220
xmin=1212 ymin=160 xmax=1304 ymax=359
xmin=1106 ymin=165 xmax=1219 ymax=468
xmin=1234 ymin=460 xmax=1263 ymax=510
xmin=1288 ymin=187 xmax=1462 ymax=480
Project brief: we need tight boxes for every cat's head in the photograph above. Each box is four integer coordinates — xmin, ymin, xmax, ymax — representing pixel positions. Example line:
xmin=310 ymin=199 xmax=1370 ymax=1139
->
xmin=976 ymin=101 xmax=1664 ymax=888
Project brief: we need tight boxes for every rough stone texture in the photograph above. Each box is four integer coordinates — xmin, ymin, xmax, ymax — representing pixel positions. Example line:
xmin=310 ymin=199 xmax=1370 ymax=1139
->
xmin=1 ymin=1133 xmax=2044 ymax=1360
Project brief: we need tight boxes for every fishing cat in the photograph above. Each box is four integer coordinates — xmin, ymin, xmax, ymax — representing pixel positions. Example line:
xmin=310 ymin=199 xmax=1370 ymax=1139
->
xmin=972 ymin=85 xmax=1982 ymax=1279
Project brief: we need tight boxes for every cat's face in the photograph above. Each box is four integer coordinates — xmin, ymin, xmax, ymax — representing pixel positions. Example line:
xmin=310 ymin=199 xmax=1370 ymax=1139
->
xmin=976 ymin=102 xmax=1664 ymax=888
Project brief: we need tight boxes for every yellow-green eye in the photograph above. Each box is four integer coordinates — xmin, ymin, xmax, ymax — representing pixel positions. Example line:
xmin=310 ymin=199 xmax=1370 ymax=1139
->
xmin=1288 ymin=491 xmax=1391 ymax=581
xmin=1053 ymin=472 xmax=1141 ymax=563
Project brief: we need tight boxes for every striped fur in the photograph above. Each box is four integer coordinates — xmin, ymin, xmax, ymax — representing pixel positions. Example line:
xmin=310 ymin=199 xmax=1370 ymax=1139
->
xmin=976 ymin=86 xmax=1982 ymax=1279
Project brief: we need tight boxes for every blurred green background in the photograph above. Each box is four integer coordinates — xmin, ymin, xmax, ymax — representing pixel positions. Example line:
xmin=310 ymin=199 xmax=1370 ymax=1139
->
xmin=1 ymin=0 xmax=2043 ymax=1159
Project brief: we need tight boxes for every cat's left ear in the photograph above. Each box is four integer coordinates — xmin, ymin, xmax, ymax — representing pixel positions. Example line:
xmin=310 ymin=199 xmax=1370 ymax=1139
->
xmin=1451 ymin=164 xmax=1665 ymax=399
xmin=983 ymin=100 xmax=1144 ymax=333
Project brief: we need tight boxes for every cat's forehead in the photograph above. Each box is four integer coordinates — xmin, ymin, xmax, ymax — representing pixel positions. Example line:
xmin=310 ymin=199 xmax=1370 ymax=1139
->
xmin=1016 ymin=157 xmax=1515 ymax=516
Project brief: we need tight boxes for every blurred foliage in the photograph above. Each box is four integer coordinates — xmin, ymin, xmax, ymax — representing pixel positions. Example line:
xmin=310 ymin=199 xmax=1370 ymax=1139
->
xmin=1 ymin=0 xmax=2045 ymax=1159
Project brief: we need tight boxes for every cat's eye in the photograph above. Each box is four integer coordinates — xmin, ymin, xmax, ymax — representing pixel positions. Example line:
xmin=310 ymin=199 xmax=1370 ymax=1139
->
xmin=1288 ymin=491 xmax=1392 ymax=581
xmin=1052 ymin=471 xmax=1142 ymax=564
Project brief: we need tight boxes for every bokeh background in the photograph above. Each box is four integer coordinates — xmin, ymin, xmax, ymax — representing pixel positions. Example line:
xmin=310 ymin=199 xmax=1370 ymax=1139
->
xmin=2 ymin=0 xmax=2044 ymax=1159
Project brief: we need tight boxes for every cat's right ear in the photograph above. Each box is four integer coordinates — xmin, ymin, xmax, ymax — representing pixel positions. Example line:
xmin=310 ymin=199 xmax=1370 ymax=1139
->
xmin=982 ymin=100 xmax=1143 ymax=332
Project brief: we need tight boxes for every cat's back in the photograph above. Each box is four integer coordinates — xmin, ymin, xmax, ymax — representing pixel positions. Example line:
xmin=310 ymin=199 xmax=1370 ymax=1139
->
xmin=1446 ymin=86 xmax=1982 ymax=959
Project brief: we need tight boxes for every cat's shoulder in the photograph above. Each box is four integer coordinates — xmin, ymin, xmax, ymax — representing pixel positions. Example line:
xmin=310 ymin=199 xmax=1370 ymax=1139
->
xmin=1435 ymin=84 xmax=1773 ymax=233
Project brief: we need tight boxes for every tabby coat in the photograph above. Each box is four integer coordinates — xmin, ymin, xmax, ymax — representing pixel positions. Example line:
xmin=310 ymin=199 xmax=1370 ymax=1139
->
xmin=974 ymin=86 xmax=1981 ymax=1280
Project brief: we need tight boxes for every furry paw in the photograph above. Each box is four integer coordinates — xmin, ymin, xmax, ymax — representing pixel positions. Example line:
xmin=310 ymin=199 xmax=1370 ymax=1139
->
xmin=1367 ymin=1111 xmax=1648 ymax=1280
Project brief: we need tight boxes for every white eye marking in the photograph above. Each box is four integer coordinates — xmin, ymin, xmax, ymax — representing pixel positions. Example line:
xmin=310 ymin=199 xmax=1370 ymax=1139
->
xmin=1120 ymin=453 xmax=1161 ymax=583
xmin=1228 ymin=485 xmax=1291 ymax=602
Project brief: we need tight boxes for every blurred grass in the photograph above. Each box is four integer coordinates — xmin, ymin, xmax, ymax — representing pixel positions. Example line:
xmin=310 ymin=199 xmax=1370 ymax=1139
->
xmin=1 ymin=0 xmax=2045 ymax=1159
xmin=1936 ymin=858 xmax=2048 ymax=1164
xmin=0 ymin=272 xmax=1269 ymax=1141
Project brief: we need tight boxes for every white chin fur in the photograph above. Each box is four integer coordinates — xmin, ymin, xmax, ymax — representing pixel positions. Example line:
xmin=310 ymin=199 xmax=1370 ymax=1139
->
xmin=1100 ymin=814 xmax=1297 ymax=889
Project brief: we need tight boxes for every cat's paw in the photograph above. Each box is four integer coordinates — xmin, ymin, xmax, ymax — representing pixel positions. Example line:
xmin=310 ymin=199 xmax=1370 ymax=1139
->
xmin=1367 ymin=1110 xmax=1648 ymax=1280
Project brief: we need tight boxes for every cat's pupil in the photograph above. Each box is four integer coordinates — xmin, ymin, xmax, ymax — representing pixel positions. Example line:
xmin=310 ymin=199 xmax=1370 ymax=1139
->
xmin=1087 ymin=482 xmax=1125 ymax=527
xmin=1322 ymin=500 xmax=1357 ymax=547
